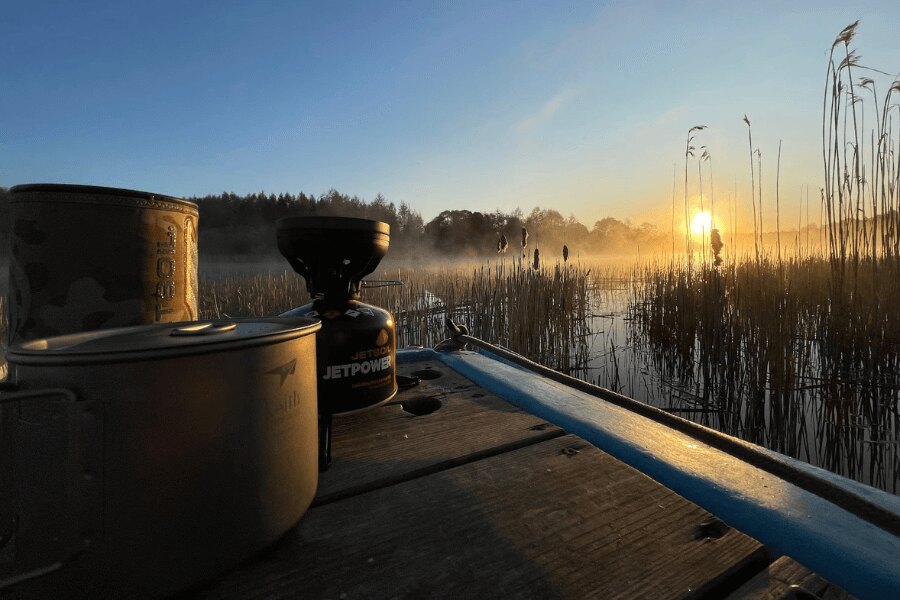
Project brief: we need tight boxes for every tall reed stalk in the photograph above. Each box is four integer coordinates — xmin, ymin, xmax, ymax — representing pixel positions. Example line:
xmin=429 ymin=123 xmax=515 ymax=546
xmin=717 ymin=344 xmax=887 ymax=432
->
xmin=821 ymin=21 xmax=899 ymax=271
xmin=744 ymin=115 xmax=760 ymax=261
xmin=684 ymin=126 xmax=706 ymax=264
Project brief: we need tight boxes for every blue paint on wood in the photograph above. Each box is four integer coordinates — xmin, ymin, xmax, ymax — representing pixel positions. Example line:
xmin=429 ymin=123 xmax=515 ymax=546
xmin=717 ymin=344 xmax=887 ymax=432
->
xmin=396 ymin=348 xmax=437 ymax=364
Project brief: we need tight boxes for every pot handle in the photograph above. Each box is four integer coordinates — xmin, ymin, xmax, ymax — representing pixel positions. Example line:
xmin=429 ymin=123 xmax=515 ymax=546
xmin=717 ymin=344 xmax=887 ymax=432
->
xmin=170 ymin=321 xmax=237 ymax=336
xmin=1 ymin=387 xmax=85 ymax=590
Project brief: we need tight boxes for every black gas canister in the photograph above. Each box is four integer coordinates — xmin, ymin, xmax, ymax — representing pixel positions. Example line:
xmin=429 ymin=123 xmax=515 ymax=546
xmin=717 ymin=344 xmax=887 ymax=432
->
xmin=282 ymin=299 xmax=396 ymax=414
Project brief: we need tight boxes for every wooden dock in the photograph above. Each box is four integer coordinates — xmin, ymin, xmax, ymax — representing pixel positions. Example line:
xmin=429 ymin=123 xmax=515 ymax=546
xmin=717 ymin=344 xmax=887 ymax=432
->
xmin=194 ymin=358 xmax=854 ymax=599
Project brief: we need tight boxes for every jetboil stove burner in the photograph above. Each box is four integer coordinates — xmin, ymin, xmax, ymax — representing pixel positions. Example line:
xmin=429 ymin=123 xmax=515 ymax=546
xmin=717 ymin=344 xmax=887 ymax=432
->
xmin=277 ymin=216 xmax=398 ymax=468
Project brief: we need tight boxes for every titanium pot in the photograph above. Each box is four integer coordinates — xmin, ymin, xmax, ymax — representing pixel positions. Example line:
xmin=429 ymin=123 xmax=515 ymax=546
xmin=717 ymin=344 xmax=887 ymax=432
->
xmin=0 ymin=317 xmax=320 ymax=599
xmin=7 ymin=183 xmax=199 ymax=343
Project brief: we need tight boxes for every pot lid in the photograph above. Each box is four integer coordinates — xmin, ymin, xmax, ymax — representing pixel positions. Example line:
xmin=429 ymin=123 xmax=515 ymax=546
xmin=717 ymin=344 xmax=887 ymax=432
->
xmin=7 ymin=317 xmax=320 ymax=365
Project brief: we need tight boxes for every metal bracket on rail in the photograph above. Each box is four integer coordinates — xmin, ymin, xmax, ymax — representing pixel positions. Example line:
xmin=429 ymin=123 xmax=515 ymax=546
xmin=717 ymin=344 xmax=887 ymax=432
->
xmin=435 ymin=319 xmax=469 ymax=352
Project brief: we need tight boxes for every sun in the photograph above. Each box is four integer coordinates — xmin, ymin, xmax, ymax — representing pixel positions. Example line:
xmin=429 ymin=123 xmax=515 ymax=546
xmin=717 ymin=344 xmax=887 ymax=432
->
xmin=690 ymin=211 xmax=712 ymax=235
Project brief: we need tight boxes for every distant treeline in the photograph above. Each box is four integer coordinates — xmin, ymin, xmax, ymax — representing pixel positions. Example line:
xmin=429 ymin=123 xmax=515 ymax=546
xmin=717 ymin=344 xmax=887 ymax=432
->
xmin=0 ymin=186 xmax=674 ymax=260
xmin=193 ymin=189 xmax=424 ymax=259
xmin=190 ymin=189 xmax=669 ymax=260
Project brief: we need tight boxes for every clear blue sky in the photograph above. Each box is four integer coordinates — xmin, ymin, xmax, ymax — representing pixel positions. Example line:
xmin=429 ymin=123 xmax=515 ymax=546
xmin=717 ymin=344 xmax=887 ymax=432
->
xmin=2 ymin=1 xmax=898 ymax=230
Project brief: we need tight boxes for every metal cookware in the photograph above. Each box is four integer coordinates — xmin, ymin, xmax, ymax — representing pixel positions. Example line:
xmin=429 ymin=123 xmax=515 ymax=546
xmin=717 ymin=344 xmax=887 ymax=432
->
xmin=7 ymin=184 xmax=199 ymax=343
xmin=0 ymin=317 xmax=320 ymax=598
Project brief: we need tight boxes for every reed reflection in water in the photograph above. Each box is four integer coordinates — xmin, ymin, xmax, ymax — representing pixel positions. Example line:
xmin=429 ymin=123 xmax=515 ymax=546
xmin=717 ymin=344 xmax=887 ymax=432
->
xmin=613 ymin=258 xmax=900 ymax=494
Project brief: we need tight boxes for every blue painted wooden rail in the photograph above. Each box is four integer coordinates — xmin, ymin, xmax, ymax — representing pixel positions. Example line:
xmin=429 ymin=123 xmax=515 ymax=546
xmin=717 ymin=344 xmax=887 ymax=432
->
xmin=397 ymin=347 xmax=900 ymax=600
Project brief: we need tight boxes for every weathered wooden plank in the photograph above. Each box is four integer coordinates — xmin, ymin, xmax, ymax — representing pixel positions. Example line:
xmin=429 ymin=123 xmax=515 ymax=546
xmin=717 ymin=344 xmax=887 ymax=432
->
xmin=316 ymin=360 xmax=564 ymax=503
xmin=199 ymin=434 xmax=767 ymax=599
xmin=727 ymin=556 xmax=855 ymax=600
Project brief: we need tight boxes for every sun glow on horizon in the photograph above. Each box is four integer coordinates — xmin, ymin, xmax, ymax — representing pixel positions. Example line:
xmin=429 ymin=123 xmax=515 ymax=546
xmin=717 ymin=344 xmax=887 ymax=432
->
xmin=690 ymin=211 xmax=713 ymax=235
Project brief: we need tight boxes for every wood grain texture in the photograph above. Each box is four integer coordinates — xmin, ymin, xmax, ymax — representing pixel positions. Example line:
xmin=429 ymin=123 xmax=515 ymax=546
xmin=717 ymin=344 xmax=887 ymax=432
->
xmin=198 ymin=435 xmax=766 ymax=599
xmin=727 ymin=556 xmax=856 ymax=600
xmin=315 ymin=360 xmax=564 ymax=503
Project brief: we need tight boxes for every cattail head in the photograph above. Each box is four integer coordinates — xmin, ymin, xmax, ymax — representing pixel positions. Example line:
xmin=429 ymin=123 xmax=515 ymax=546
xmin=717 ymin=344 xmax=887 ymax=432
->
xmin=710 ymin=229 xmax=723 ymax=251
xmin=521 ymin=227 xmax=529 ymax=249
xmin=710 ymin=228 xmax=724 ymax=266
xmin=532 ymin=248 xmax=540 ymax=270
xmin=499 ymin=234 xmax=508 ymax=253
xmin=562 ymin=245 xmax=569 ymax=263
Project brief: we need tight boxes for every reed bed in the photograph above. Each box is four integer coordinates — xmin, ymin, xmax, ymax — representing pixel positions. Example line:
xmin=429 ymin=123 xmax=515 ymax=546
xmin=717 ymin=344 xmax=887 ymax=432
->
xmin=628 ymin=256 xmax=900 ymax=492
xmin=198 ymin=271 xmax=307 ymax=320
xmin=199 ymin=258 xmax=593 ymax=375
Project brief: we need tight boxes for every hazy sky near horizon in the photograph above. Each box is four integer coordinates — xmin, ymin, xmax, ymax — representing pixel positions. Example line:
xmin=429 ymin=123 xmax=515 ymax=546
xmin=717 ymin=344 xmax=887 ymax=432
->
xmin=2 ymin=1 xmax=898 ymax=230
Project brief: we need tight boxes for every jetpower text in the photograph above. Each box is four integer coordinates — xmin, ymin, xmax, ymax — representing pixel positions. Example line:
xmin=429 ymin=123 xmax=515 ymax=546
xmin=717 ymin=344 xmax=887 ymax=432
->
xmin=322 ymin=355 xmax=392 ymax=380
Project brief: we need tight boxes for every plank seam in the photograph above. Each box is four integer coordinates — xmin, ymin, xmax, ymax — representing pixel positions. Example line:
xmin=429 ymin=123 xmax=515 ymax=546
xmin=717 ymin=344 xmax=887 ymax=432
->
xmin=312 ymin=428 xmax=566 ymax=507
xmin=689 ymin=546 xmax=772 ymax=600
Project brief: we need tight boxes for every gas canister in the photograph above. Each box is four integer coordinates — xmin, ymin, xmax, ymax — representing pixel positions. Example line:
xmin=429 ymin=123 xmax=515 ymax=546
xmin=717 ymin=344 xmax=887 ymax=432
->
xmin=283 ymin=299 xmax=396 ymax=414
